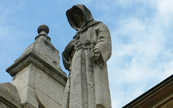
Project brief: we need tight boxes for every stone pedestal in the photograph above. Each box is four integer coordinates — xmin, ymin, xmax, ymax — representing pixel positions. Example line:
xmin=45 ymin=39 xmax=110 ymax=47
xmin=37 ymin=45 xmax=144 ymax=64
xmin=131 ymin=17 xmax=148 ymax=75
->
xmin=6 ymin=25 xmax=67 ymax=108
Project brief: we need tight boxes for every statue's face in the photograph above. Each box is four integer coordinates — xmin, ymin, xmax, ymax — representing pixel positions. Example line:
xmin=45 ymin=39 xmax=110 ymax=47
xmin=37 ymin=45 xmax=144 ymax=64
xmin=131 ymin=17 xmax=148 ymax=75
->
xmin=71 ymin=9 xmax=84 ymax=28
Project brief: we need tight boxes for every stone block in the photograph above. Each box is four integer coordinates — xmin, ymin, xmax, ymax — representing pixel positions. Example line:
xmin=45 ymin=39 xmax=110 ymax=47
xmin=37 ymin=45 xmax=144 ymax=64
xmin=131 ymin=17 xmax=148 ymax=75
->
xmin=0 ymin=83 xmax=21 ymax=108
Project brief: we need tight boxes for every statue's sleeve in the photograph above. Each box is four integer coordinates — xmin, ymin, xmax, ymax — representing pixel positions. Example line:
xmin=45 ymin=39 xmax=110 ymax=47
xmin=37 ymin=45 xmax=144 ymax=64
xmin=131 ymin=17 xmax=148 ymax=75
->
xmin=94 ymin=23 xmax=112 ymax=63
xmin=62 ymin=40 xmax=75 ymax=71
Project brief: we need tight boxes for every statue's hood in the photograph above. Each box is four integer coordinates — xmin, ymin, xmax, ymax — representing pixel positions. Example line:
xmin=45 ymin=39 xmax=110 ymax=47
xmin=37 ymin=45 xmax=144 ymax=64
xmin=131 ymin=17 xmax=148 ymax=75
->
xmin=66 ymin=4 xmax=94 ymax=31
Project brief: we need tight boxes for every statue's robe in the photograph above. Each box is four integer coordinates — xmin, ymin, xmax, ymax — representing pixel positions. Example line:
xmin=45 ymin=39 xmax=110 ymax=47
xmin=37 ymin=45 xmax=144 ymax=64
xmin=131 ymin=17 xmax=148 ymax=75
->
xmin=62 ymin=4 xmax=112 ymax=108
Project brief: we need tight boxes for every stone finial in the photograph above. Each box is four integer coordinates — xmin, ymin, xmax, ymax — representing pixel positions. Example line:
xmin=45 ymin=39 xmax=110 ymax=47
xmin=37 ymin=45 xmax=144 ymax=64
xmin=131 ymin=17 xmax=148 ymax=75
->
xmin=35 ymin=24 xmax=51 ymax=41
xmin=37 ymin=24 xmax=49 ymax=35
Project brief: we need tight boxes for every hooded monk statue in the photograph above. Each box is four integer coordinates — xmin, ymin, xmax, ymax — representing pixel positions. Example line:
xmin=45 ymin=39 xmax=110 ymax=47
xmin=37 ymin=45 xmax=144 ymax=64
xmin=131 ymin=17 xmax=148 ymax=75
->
xmin=62 ymin=4 xmax=112 ymax=108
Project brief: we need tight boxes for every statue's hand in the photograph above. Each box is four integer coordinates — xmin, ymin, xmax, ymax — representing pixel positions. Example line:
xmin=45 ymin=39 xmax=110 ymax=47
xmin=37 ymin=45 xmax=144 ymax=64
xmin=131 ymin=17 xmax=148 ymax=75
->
xmin=91 ymin=49 xmax=101 ymax=61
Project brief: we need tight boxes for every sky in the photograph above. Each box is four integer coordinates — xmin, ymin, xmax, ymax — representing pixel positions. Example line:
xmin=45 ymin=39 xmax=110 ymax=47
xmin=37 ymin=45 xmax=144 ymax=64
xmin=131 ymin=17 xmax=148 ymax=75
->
xmin=0 ymin=0 xmax=173 ymax=108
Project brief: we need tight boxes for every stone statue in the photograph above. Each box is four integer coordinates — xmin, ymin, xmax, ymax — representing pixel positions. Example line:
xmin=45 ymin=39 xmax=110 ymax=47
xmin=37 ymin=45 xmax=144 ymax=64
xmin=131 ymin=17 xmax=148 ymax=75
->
xmin=62 ymin=4 xmax=112 ymax=108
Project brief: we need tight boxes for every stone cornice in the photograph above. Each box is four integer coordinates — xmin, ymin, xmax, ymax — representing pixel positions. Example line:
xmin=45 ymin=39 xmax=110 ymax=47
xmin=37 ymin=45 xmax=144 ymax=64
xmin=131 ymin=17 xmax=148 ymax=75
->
xmin=6 ymin=50 xmax=67 ymax=86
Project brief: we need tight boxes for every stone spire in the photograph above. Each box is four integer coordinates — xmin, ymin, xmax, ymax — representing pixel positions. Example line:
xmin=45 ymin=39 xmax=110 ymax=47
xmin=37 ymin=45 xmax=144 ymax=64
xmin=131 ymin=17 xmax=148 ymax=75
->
xmin=6 ymin=25 xmax=67 ymax=108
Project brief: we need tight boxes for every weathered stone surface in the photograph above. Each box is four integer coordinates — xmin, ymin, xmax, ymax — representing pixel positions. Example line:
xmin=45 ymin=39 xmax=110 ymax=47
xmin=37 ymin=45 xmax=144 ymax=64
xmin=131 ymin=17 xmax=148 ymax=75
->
xmin=0 ymin=101 xmax=10 ymax=108
xmin=11 ymin=64 xmax=64 ymax=107
xmin=23 ymin=103 xmax=36 ymax=108
xmin=0 ymin=83 xmax=20 ymax=102
xmin=0 ymin=83 xmax=21 ymax=108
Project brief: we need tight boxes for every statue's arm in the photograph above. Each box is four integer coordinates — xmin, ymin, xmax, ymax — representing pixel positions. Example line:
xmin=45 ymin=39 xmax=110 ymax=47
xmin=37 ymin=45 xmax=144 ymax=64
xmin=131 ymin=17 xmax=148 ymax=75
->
xmin=94 ymin=23 xmax=112 ymax=63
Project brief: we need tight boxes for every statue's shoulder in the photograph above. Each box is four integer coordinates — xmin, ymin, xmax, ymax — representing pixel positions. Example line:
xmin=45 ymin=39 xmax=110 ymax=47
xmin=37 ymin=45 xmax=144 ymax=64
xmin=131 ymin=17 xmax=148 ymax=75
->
xmin=93 ymin=21 xmax=109 ymax=31
xmin=88 ymin=20 xmax=102 ymax=27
